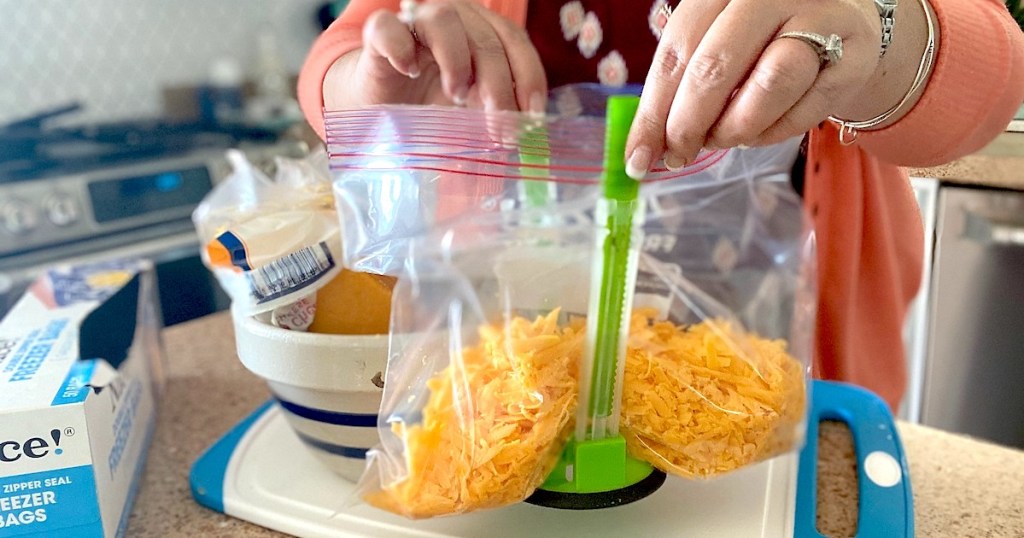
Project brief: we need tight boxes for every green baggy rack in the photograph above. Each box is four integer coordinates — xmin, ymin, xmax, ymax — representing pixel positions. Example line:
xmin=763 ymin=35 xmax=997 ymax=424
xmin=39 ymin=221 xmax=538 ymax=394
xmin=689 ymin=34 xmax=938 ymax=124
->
xmin=526 ymin=96 xmax=666 ymax=510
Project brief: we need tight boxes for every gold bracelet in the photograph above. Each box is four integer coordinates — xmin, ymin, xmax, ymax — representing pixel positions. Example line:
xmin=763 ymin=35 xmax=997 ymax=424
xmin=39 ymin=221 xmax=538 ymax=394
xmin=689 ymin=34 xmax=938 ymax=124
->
xmin=827 ymin=0 xmax=936 ymax=145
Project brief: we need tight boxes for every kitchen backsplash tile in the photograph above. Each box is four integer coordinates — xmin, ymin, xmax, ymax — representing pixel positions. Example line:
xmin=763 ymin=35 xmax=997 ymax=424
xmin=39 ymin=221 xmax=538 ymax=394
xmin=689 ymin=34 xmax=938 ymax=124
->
xmin=0 ymin=0 xmax=326 ymax=124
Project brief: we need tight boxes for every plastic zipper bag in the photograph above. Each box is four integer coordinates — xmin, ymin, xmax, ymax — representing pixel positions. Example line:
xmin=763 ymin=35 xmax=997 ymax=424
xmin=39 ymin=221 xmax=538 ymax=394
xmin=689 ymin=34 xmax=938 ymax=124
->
xmin=327 ymin=105 xmax=725 ymax=276
xmin=328 ymin=100 xmax=813 ymax=518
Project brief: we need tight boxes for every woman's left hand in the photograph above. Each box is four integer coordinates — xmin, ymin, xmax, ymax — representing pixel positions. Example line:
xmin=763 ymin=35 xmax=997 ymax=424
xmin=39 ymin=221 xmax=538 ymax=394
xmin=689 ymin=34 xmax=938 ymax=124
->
xmin=625 ymin=0 xmax=882 ymax=178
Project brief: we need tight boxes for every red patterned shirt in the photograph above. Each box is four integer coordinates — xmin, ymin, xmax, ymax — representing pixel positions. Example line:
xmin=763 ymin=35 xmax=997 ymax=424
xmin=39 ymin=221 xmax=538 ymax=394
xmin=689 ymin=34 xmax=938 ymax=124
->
xmin=525 ymin=1 xmax=678 ymax=88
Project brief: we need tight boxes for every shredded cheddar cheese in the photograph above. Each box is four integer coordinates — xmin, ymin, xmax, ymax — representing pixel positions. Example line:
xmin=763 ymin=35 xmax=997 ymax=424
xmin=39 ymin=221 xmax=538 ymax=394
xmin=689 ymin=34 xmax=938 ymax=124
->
xmin=367 ymin=308 xmax=805 ymax=518
xmin=364 ymin=309 xmax=583 ymax=518
xmin=620 ymin=309 xmax=806 ymax=479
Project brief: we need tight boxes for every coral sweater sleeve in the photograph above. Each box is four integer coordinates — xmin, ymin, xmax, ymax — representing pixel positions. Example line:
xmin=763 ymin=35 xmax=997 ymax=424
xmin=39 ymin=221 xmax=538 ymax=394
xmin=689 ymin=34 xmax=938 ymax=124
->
xmin=856 ymin=0 xmax=1024 ymax=166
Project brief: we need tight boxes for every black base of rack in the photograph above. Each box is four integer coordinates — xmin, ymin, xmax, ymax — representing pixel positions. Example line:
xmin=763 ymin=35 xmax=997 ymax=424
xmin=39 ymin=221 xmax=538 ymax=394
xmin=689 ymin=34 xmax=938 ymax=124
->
xmin=524 ymin=469 xmax=667 ymax=510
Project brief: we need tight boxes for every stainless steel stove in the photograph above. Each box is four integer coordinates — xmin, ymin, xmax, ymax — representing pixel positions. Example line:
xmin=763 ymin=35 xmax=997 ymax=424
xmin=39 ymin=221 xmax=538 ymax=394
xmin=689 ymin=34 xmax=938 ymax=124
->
xmin=0 ymin=105 xmax=307 ymax=323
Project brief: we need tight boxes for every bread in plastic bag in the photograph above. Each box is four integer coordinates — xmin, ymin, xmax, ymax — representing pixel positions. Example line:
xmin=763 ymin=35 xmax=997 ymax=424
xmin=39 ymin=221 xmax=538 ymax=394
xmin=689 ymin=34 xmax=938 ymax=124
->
xmin=192 ymin=149 xmax=343 ymax=318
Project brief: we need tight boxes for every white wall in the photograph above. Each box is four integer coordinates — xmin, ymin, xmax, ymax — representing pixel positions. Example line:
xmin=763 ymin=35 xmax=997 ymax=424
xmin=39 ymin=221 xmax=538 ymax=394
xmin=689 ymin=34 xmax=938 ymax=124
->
xmin=0 ymin=0 xmax=328 ymax=125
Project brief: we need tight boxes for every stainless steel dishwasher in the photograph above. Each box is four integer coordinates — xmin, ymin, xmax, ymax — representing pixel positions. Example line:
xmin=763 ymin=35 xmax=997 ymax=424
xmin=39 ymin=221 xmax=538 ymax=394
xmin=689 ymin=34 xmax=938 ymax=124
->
xmin=921 ymin=185 xmax=1024 ymax=448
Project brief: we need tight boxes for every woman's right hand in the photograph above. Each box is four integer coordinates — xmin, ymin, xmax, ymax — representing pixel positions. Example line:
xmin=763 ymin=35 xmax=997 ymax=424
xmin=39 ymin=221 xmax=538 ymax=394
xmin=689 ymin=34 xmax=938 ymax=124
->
xmin=324 ymin=1 xmax=547 ymax=113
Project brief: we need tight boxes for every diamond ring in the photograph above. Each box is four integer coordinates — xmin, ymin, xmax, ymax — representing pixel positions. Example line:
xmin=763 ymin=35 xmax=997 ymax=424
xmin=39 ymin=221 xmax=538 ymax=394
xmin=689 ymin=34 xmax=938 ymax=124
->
xmin=776 ymin=31 xmax=844 ymax=69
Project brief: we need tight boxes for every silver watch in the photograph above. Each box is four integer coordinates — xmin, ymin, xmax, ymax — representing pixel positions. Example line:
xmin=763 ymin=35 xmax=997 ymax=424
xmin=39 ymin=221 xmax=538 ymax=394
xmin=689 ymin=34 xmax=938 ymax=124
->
xmin=875 ymin=0 xmax=898 ymax=57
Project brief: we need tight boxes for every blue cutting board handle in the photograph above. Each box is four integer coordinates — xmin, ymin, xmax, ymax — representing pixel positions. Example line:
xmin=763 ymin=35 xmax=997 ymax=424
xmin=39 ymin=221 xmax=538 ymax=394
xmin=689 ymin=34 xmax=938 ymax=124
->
xmin=796 ymin=380 xmax=914 ymax=537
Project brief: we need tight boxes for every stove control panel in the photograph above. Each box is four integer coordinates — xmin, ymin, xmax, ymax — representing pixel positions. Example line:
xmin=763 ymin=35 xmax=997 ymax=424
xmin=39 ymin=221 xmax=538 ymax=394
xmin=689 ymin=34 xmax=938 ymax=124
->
xmin=0 ymin=143 xmax=304 ymax=260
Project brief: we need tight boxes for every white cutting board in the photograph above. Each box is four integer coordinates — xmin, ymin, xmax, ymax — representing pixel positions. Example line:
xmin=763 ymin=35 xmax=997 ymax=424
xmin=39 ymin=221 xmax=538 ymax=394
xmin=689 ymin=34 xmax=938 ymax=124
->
xmin=193 ymin=382 xmax=915 ymax=537
xmin=193 ymin=403 xmax=798 ymax=538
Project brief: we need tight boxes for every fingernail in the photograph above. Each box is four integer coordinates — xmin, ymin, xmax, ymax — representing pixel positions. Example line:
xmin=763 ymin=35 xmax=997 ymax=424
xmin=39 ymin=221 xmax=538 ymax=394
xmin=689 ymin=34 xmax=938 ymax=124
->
xmin=529 ymin=92 xmax=547 ymax=116
xmin=408 ymin=65 xmax=420 ymax=79
xmin=664 ymin=154 xmax=687 ymax=171
xmin=453 ymin=86 xmax=469 ymax=106
xmin=626 ymin=146 xmax=652 ymax=180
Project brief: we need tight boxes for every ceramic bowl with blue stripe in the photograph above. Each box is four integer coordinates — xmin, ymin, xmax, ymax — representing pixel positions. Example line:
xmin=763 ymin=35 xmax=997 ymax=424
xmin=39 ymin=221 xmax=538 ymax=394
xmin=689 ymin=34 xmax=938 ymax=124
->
xmin=232 ymin=309 xmax=387 ymax=482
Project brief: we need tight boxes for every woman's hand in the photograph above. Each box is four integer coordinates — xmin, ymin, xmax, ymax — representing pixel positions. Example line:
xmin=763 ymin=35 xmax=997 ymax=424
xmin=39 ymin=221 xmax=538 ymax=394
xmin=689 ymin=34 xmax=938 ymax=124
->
xmin=325 ymin=0 xmax=547 ymax=113
xmin=625 ymin=0 xmax=883 ymax=177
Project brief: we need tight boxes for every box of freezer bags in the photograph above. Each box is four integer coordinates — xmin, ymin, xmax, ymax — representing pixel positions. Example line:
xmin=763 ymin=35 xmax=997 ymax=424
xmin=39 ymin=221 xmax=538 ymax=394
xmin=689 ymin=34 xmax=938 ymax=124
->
xmin=0 ymin=259 xmax=164 ymax=537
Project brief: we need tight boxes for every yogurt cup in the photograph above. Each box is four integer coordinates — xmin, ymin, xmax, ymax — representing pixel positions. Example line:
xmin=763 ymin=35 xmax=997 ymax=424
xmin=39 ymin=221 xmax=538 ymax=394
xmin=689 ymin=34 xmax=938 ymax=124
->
xmin=232 ymin=309 xmax=387 ymax=482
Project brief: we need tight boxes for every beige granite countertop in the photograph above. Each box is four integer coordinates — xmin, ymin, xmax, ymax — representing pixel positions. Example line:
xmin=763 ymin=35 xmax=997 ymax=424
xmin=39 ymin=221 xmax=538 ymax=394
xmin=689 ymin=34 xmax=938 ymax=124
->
xmin=908 ymin=131 xmax=1024 ymax=191
xmin=125 ymin=312 xmax=1024 ymax=537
